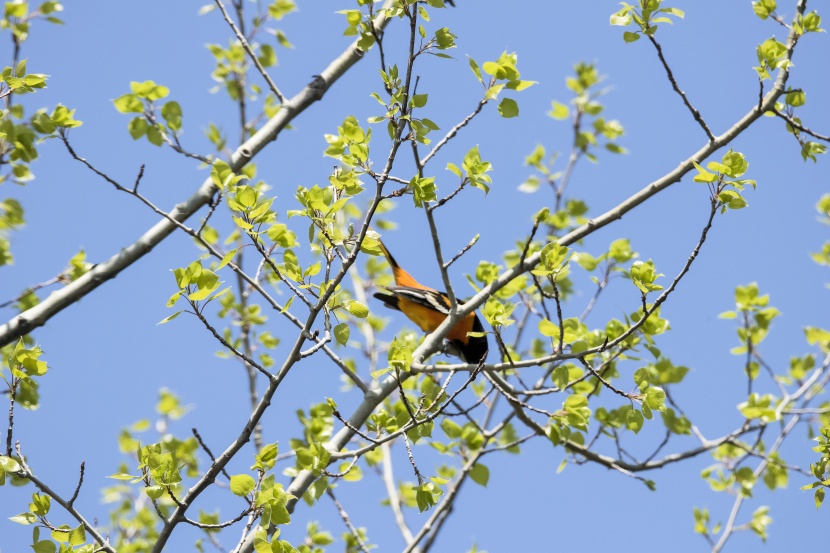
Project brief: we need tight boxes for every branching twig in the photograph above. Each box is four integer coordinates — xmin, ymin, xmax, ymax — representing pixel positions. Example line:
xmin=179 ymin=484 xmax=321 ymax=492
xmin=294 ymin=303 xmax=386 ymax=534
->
xmin=772 ymin=107 xmax=830 ymax=142
xmin=0 ymin=274 xmax=64 ymax=310
xmin=15 ymin=444 xmax=116 ymax=553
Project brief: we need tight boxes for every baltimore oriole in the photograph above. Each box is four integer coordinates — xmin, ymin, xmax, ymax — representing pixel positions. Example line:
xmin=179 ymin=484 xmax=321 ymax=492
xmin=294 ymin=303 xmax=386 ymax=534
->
xmin=372 ymin=239 xmax=489 ymax=364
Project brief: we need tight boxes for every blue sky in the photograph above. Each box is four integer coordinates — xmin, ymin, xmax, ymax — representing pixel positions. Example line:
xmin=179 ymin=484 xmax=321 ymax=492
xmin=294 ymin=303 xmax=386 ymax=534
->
xmin=2 ymin=1 xmax=829 ymax=552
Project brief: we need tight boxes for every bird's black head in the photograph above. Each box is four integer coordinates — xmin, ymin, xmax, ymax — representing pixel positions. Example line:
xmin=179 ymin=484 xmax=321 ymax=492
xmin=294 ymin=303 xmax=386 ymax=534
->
xmin=455 ymin=313 xmax=488 ymax=365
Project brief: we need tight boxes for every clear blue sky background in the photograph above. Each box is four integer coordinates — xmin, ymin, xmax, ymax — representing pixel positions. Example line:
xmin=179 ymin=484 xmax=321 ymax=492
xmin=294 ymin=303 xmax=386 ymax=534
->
xmin=2 ymin=1 xmax=829 ymax=552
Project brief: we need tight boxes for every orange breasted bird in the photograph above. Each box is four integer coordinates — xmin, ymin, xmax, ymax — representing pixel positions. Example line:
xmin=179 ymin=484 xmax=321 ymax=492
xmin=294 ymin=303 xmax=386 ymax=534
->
xmin=372 ymin=239 xmax=489 ymax=364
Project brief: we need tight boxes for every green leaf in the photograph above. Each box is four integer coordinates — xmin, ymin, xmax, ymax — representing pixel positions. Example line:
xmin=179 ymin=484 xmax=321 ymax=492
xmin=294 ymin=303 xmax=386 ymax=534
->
xmin=235 ymin=186 xmax=258 ymax=208
xmin=610 ymin=11 xmax=632 ymax=26
xmin=345 ymin=299 xmax=369 ymax=318
xmin=0 ymin=456 xmax=22 ymax=473
xmin=485 ymin=83 xmax=505 ymax=100
xmin=718 ymin=190 xmax=748 ymax=210
xmin=10 ymin=512 xmax=37 ymax=525
xmin=737 ymin=393 xmax=779 ymax=422
xmin=533 ymin=242 xmax=570 ymax=276
xmin=113 ymin=93 xmax=143 ymax=114
xmin=210 ymin=160 xmax=236 ymax=191
xmin=497 ymin=98 xmax=519 ymax=118
xmin=549 ymin=101 xmax=569 ymax=120
xmin=31 ymin=540 xmax=56 ymax=553
xmin=434 ymin=27 xmax=456 ymax=49
xmin=608 ymin=238 xmax=636 ymax=263
xmin=107 ymin=472 xmax=138 ymax=481
xmin=5 ymin=1 xmax=28 ymax=18
xmin=626 ymin=409 xmax=644 ymax=434
xmin=659 ymin=7 xmax=685 ymax=18
xmin=785 ymin=89 xmax=806 ymax=107
xmin=49 ymin=104 xmax=81 ymax=128
xmin=692 ymin=161 xmax=717 ymax=183
xmin=334 ymin=323 xmax=350 ymax=345
xmin=805 ymin=326 xmax=830 ymax=348
xmin=752 ymin=0 xmax=777 ymax=20
xmin=505 ymin=79 xmax=536 ymax=91
xmin=131 ymin=80 xmax=169 ymax=100
xmin=440 ymin=418 xmax=462 ymax=438
xmin=410 ymin=175 xmax=438 ymax=206
xmin=538 ymin=318 xmax=560 ymax=338
xmin=258 ymin=44 xmax=276 ymax=67
xmin=721 ymin=149 xmax=749 ymax=177
xmin=468 ymin=56 xmax=483 ymax=83
xmin=469 ymin=463 xmax=489 ymax=487
xmin=161 ymin=100 xmax=182 ymax=131
xmin=217 ymin=248 xmax=238 ymax=270
xmin=230 ymin=474 xmax=257 ymax=496
xmin=128 ymin=117 xmax=148 ymax=139
xmin=629 ymin=260 xmax=664 ymax=293
xmin=623 ymin=31 xmax=640 ymax=42
xmin=69 ymin=524 xmax=86 ymax=546
xmin=146 ymin=124 xmax=164 ymax=146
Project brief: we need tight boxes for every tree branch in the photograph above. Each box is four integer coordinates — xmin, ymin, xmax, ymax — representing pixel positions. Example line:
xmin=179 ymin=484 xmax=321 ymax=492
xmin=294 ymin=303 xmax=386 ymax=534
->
xmin=772 ymin=106 xmax=830 ymax=142
xmin=15 ymin=444 xmax=115 ymax=553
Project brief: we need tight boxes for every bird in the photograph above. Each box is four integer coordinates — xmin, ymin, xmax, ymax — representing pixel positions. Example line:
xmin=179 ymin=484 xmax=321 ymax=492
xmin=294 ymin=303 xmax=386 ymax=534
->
xmin=372 ymin=238 xmax=488 ymax=365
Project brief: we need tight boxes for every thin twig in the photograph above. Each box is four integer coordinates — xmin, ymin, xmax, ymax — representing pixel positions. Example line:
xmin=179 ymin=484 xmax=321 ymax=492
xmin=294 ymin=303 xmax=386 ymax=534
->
xmin=443 ymin=234 xmax=479 ymax=270
xmin=326 ymin=488 xmax=372 ymax=553
xmin=332 ymin=408 xmax=380 ymax=444
xmin=578 ymin=357 xmax=638 ymax=400
xmin=401 ymin=432 xmax=423 ymax=484
xmin=772 ymin=107 xmax=830 ymax=142
xmin=420 ymin=94 xmax=490 ymax=166
xmin=0 ymin=275 xmax=64 ymax=310
xmin=68 ymin=461 xmax=85 ymax=508
xmin=183 ymin=509 xmax=250 ymax=530
xmin=190 ymin=303 xmax=273 ymax=378
xmin=380 ymin=441 xmax=416 ymax=546
xmin=193 ymin=428 xmax=233 ymax=481
xmin=485 ymin=372 xmax=556 ymax=418
xmin=647 ymin=35 xmax=715 ymax=142
xmin=5 ymin=381 xmax=15 ymax=456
